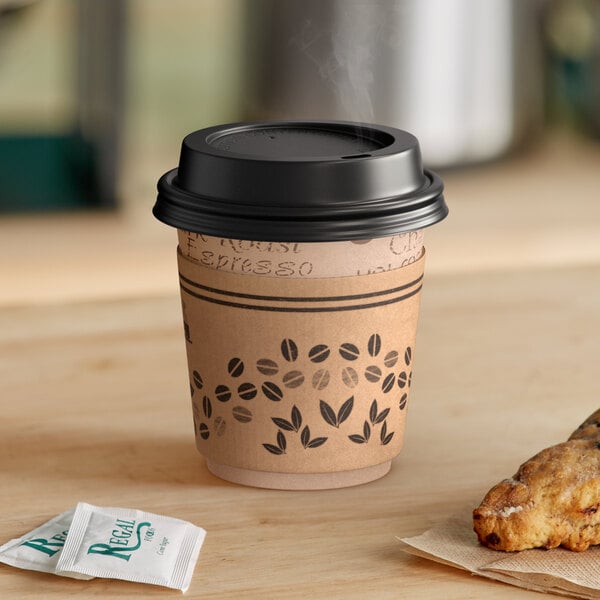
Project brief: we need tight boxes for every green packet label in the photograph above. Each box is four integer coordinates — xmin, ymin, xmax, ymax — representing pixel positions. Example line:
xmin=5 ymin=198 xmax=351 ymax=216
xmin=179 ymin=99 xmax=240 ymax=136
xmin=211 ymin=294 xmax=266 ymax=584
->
xmin=56 ymin=502 xmax=206 ymax=592
xmin=0 ymin=508 xmax=93 ymax=579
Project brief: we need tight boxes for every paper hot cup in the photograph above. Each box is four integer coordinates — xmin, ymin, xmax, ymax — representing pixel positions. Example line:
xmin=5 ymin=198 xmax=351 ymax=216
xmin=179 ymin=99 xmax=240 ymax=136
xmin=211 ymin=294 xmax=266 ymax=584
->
xmin=154 ymin=120 xmax=448 ymax=489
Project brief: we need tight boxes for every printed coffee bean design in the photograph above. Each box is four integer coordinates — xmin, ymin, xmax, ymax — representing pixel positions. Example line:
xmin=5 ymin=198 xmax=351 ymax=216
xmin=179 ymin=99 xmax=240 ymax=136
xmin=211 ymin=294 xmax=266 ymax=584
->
xmin=312 ymin=369 xmax=330 ymax=391
xmin=309 ymin=344 xmax=330 ymax=363
xmin=364 ymin=365 xmax=382 ymax=383
xmin=384 ymin=351 xmax=398 ymax=368
xmin=214 ymin=416 xmax=226 ymax=436
xmin=227 ymin=357 xmax=244 ymax=378
xmin=398 ymin=372 xmax=408 ymax=388
xmin=232 ymin=405 xmax=252 ymax=423
xmin=193 ymin=370 xmax=203 ymax=389
xmin=339 ymin=343 xmax=360 ymax=361
xmin=192 ymin=338 xmax=413 ymax=456
xmin=199 ymin=422 xmax=210 ymax=440
xmin=397 ymin=370 xmax=412 ymax=389
xmin=399 ymin=393 xmax=408 ymax=410
xmin=283 ymin=370 xmax=305 ymax=389
xmin=262 ymin=381 xmax=284 ymax=402
xmin=281 ymin=338 xmax=298 ymax=362
xmin=368 ymin=334 xmax=381 ymax=357
xmin=381 ymin=373 xmax=396 ymax=394
xmin=215 ymin=384 xmax=232 ymax=403
xmin=202 ymin=395 xmax=212 ymax=419
xmin=238 ymin=382 xmax=257 ymax=400
xmin=341 ymin=366 xmax=359 ymax=388
xmin=256 ymin=358 xmax=279 ymax=376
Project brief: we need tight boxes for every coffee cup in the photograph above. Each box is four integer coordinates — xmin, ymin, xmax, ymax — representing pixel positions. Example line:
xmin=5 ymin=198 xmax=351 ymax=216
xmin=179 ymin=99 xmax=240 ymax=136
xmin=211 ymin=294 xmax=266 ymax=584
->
xmin=154 ymin=120 xmax=447 ymax=489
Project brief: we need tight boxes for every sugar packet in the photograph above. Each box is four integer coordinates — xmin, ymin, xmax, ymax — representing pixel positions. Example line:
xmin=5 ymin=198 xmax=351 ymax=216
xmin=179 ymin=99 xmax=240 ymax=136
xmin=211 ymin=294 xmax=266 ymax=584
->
xmin=0 ymin=508 xmax=93 ymax=579
xmin=56 ymin=502 xmax=206 ymax=592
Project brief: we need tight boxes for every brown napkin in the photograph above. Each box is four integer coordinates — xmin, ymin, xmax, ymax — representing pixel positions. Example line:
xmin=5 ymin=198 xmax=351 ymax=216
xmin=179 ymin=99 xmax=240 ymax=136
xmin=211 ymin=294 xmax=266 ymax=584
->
xmin=399 ymin=509 xmax=600 ymax=599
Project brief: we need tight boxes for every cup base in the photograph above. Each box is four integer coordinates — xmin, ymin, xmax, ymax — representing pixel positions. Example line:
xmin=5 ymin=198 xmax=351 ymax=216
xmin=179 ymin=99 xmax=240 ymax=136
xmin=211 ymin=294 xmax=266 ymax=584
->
xmin=205 ymin=460 xmax=392 ymax=490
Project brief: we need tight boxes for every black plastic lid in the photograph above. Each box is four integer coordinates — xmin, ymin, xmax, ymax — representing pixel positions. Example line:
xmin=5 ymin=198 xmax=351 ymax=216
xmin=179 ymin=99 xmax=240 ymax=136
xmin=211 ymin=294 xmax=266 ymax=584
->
xmin=153 ymin=120 xmax=447 ymax=242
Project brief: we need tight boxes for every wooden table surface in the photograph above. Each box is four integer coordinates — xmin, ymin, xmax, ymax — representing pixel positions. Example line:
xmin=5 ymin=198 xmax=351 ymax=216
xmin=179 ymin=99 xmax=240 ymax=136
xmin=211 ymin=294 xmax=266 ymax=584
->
xmin=2 ymin=261 xmax=599 ymax=598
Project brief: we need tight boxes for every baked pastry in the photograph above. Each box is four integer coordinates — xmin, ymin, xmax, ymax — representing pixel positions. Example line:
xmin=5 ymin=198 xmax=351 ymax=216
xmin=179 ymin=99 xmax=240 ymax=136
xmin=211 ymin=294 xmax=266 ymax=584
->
xmin=473 ymin=409 xmax=600 ymax=552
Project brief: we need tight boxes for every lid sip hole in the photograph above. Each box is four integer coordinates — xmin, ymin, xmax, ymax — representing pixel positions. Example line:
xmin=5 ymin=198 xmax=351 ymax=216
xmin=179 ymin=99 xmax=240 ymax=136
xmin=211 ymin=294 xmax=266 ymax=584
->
xmin=340 ymin=153 xmax=372 ymax=159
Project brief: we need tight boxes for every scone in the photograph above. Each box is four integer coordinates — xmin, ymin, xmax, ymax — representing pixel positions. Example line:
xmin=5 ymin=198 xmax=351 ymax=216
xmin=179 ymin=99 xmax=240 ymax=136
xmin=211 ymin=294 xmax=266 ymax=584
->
xmin=473 ymin=409 xmax=600 ymax=552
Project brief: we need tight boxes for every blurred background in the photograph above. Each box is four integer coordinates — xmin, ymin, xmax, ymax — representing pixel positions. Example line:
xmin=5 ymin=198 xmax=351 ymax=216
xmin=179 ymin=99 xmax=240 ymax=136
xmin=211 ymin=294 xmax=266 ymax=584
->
xmin=1 ymin=0 xmax=599 ymax=304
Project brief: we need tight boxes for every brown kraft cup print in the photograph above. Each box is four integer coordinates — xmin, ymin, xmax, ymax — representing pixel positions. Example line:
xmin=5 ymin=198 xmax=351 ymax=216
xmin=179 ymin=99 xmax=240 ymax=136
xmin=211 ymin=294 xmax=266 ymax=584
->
xmin=153 ymin=120 xmax=447 ymax=489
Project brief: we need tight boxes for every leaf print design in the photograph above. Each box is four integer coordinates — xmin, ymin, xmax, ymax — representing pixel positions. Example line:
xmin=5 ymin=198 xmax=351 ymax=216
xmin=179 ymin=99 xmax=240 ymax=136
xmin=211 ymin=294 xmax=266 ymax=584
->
xmin=291 ymin=405 xmax=302 ymax=431
xmin=272 ymin=417 xmax=296 ymax=431
xmin=349 ymin=419 xmax=371 ymax=444
xmin=373 ymin=408 xmax=390 ymax=425
xmin=263 ymin=443 xmax=285 ymax=455
xmin=307 ymin=437 xmax=327 ymax=449
xmin=300 ymin=425 xmax=311 ymax=448
xmin=320 ymin=397 xmax=354 ymax=428
xmin=272 ymin=405 xmax=303 ymax=432
xmin=380 ymin=420 xmax=394 ymax=445
xmin=369 ymin=399 xmax=390 ymax=425
xmin=320 ymin=400 xmax=337 ymax=427
xmin=405 ymin=346 xmax=412 ymax=366
xmin=337 ymin=396 xmax=354 ymax=425
xmin=369 ymin=399 xmax=378 ymax=424
xmin=277 ymin=431 xmax=287 ymax=451
xmin=262 ymin=428 xmax=287 ymax=456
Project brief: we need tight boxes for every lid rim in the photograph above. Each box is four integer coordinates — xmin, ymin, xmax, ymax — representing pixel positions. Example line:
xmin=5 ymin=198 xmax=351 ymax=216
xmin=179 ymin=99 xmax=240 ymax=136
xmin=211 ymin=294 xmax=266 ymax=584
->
xmin=154 ymin=120 xmax=448 ymax=241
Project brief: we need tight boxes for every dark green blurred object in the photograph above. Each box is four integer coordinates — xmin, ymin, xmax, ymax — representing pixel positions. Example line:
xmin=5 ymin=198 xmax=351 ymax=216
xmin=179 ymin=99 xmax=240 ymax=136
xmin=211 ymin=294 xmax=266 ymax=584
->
xmin=0 ymin=0 xmax=125 ymax=212
xmin=0 ymin=134 xmax=99 ymax=212
xmin=544 ymin=0 xmax=600 ymax=136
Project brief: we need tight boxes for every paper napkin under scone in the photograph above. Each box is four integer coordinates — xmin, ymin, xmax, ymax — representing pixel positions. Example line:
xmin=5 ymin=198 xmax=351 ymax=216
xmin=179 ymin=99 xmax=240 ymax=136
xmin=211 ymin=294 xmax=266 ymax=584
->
xmin=399 ymin=509 xmax=600 ymax=600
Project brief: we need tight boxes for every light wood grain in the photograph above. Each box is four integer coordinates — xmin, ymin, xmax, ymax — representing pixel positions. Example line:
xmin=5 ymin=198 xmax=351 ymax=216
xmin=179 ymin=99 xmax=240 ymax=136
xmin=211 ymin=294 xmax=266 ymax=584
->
xmin=1 ymin=263 xmax=599 ymax=598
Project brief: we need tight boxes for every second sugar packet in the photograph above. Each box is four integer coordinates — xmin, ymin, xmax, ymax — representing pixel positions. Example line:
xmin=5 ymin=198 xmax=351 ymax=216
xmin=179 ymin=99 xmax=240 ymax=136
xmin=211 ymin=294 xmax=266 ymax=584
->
xmin=56 ymin=502 xmax=206 ymax=592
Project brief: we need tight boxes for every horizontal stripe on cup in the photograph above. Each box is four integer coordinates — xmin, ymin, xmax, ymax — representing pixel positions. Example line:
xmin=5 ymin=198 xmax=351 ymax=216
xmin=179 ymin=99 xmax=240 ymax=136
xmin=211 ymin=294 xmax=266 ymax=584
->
xmin=179 ymin=282 xmax=422 ymax=313
xmin=178 ymin=272 xmax=424 ymax=304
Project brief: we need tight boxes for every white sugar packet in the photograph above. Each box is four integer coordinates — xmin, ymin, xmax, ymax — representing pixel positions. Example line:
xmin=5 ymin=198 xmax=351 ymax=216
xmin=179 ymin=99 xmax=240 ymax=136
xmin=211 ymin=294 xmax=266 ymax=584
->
xmin=56 ymin=502 xmax=206 ymax=592
xmin=0 ymin=508 xmax=93 ymax=579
